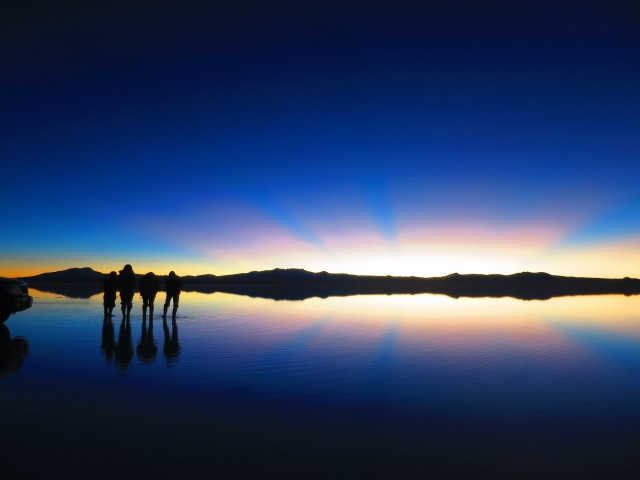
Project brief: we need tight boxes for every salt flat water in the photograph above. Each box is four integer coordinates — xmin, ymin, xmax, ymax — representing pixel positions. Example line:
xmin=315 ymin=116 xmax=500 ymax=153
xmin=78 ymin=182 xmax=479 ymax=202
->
xmin=2 ymin=290 xmax=640 ymax=478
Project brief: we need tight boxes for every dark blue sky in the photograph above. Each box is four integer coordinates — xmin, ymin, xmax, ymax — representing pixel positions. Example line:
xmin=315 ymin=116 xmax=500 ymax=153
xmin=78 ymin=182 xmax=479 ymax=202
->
xmin=2 ymin=1 xmax=639 ymax=277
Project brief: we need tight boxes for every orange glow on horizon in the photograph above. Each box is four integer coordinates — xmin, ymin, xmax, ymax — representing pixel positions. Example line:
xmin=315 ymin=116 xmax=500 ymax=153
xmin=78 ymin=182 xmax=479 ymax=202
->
xmin=2 ymin=228 xmax=639 ymax=279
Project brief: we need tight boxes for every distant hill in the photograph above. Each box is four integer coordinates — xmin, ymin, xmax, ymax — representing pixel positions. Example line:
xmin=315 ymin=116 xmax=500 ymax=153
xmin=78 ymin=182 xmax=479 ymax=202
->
xmin=25 ymin=267 xmax=107 ymax=283
xmin=19 ymin=267 xmax=640 ymax=301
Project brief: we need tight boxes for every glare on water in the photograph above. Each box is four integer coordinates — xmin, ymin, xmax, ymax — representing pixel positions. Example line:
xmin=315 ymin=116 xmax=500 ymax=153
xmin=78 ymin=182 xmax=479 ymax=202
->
xmin=2 ymin=289 xmax=640 ymax=478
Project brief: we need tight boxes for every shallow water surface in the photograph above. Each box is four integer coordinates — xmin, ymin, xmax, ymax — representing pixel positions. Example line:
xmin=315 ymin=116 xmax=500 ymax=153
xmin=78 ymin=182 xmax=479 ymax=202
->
xmin=2 ymin=290 xmax=640 ymax=478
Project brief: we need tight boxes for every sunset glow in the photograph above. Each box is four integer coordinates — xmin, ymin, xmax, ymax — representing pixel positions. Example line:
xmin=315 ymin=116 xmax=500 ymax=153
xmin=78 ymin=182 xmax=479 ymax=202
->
xmin=2 ymin=2 xmax=638 ymax=280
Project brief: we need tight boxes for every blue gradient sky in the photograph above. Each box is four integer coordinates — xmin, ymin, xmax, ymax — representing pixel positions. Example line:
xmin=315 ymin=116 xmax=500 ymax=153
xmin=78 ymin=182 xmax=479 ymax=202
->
xmin=2 ymin=1 xmax=639 ymax=277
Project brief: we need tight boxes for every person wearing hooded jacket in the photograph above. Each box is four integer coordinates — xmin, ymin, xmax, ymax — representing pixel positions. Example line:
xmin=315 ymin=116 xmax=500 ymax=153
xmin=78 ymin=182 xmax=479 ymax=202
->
xmin=163 ymin=271 xmax=183 ymax=318
xmin=103 ymin=271 xmax=118 ymax=317
xmin=118 ymin=264 xmax=136 ymax=320
xmin=139 ymin=271 xmax=160 ymax=318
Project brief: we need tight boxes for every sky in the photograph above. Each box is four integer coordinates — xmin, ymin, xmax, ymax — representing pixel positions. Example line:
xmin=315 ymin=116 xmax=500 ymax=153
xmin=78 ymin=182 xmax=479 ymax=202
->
xmin=2 ymin=1 xmax=639 ymax=278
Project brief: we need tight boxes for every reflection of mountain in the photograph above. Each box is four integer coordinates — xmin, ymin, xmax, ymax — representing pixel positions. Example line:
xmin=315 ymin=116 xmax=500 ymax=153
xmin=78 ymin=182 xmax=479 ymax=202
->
xmin=0 ymin=325 xmax=29 ymax=377
xmin=197 ymin=271 xmax=640 ymax=301
xmin=31 ymin=283 xmax=104 ymax=299
xmin=23 ymin=267 xmax=640 ymax=301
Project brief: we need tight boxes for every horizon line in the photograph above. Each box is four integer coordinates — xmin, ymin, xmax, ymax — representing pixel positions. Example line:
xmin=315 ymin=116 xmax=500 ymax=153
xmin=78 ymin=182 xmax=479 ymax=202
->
xmin=12 ymin=266 xmax=640 ymax=282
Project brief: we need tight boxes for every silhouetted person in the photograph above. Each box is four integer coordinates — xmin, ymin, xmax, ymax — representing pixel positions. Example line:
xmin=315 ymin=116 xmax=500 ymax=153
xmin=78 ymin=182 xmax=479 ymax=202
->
xmin=139 ymin=272 xmax=160 ymax=318
xmin=163 ymin=316 xmax=180 ymax=364
xmin=163 ymin=271 xmax=183 ymax=318
xmin=103 ymin=271 xmax=118 ymax=317
xmin=118 ymin=264 xmax=136 ymax=320
xmin=114 ymin=318 xmax=133 ymax=372
xmin=136 ymin=316 xmax=158 ymax=364
xmin=101 ymin=316 xmax=115 ymax=364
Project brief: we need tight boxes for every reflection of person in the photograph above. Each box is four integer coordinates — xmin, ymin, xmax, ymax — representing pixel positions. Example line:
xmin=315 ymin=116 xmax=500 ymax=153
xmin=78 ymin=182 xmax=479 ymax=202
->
xmin=163 ymin=271 xmax=183 ymax=318
xmin=101 ymin=316 xmax=115 ymax=364
xmin=139 ymin=272 xmax=160 ymax=318
xmin=163 ymin=317 xmax=180 ymax=364
xmin=103 ymin=271 xmax=118 ymax=317
xmin=114 ymin=318 xmax=133 ymax=372
xmin=118 ymin=264 xmax=136 ymax=320
xmin=136 ymin=317 xmax=158 ymax=364
xmin=0 ymin=324 xmax=29 ymax=377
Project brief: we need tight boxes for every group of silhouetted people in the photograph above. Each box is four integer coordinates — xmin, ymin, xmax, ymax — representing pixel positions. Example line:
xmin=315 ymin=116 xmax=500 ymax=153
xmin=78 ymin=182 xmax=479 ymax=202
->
xmin=103 ymin=264 xmax=183 ymax=320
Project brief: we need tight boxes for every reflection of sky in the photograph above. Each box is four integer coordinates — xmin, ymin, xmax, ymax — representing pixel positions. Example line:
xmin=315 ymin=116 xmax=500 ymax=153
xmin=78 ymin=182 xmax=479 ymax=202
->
xmin=11 ymin=290 xmax=640 ymax=423
xmin=2 ymin=3 xmax=639 ymax=278
xmin=7 ymin=290 xmax=640 ymax=477
xmin=26 ymin=289 xmax=640 ymax=365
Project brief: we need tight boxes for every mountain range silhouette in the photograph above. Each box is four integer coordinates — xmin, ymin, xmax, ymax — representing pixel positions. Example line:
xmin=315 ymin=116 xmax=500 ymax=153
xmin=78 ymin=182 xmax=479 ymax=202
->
xmin=19 ymin=267 xmax=640 ymax=301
